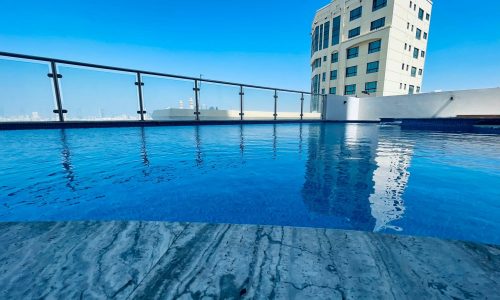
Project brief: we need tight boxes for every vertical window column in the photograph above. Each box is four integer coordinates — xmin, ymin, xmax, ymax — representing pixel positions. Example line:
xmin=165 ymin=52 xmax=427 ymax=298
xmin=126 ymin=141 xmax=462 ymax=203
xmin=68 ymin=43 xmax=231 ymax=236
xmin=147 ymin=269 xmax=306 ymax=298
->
xmin=313 ymin=26 xmax=319 ymax=53
xmin=332 ymin=16 xmax=341 ymax=45
xmin=319 ymin=24 xmax=324 ymax=50
xmin=323 ymin=21 xmax=330 ymax=49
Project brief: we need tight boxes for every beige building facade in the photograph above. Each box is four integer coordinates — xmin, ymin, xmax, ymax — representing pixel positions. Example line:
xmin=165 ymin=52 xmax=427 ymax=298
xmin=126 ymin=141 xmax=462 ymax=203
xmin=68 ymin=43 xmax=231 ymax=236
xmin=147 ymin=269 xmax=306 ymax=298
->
xmin=310 ymin=0 xmax=433 ymax=109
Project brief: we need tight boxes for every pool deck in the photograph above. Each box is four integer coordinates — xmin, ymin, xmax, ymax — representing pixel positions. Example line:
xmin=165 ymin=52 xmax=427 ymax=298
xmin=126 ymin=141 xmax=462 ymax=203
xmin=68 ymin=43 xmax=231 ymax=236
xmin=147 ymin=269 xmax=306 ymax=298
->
xmin=0 ymin=222 xmax=498 ymax=299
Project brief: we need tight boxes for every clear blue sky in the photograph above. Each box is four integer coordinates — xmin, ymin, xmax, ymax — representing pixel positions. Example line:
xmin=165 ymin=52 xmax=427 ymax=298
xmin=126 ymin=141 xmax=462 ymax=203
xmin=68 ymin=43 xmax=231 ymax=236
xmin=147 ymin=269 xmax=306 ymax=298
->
xmin=0 ymin=0 xmax=499 ymax=118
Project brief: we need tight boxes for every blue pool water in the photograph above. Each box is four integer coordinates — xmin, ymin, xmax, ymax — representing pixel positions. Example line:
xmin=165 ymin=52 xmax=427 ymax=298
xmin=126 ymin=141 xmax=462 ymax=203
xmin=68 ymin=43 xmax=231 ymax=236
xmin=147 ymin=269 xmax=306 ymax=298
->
xmin=1 ymin=123 xmax=499 ymax=245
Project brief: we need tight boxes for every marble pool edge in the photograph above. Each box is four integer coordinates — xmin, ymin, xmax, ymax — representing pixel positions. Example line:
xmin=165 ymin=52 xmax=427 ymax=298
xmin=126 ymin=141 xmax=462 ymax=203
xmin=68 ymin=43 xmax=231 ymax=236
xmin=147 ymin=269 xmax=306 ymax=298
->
xmin=0 ymin=221 xmax=499 ymax=299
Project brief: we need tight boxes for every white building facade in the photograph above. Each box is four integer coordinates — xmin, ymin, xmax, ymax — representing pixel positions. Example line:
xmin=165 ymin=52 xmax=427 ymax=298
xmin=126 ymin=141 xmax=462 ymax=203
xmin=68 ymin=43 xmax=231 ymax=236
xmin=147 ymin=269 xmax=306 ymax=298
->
xmin=310 ymin=0 xmax=433 ymax=110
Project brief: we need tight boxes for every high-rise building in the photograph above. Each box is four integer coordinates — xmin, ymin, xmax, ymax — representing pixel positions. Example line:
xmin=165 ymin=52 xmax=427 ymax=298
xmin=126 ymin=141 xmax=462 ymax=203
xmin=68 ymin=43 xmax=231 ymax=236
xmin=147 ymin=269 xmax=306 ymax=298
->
xmin=310 ymin=0 xmax=433 ymax=108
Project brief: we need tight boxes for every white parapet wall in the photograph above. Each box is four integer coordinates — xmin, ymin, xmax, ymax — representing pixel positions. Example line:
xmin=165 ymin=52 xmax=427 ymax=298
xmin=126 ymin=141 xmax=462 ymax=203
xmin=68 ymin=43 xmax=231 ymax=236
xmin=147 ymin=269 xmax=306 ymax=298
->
xmin=325 ymin=87 xmax=500 ymax=121
xmin=151 ymin=108 xmax=321 ymax=121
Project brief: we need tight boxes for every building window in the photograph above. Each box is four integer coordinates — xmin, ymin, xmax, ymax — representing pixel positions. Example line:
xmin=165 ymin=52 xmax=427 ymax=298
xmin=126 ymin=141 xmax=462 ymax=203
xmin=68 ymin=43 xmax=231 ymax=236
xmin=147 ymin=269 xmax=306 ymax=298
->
xmin=312 ymin=74 xmax=320 ymax=95
xmin=416 ymin=86 xmax=421 ymax=93
xmin=346 ymin=66 xmax=358 ymax=77
xmin=406 ymin=65 xmax=409 ymax=71
xmin=316 ymin=58 xmax=321 ymax=68
xmin=423 ymin=32 xmax=428 ymax=40
xmin=368 ymin=40 xmax=382 ymax=53
xmin=330 ymin=70 xmax=338 ymax=80
xmin=409 ymin=85 xmax=415 ymax=94
xmin=411 ymin=25 xmax=414 ymax=32
xmin=312 ymin=26 xmax=319 ymax=53
xmin=323 ymin=21 xmax=330 ymax=49
xmin=411 ymin=67 xmax=417 ymax=77
xmin=331 ymin=52 xmax=339 ymax=63
xmin=409 ymin=45 xmax=412 ymax=51
xmin=372 ymin=0 xmax=387 ymax=12
xmin=402 ymin=63 xmax=405 ymax=70
xmin=426 ymin=13 xmax=430 ymax=21
xmin=332 ymin=16 xmax=341 ymax=45
xmin=416 ymin=28 xmax=422 ymax=40
xmin=329 ymin=87 xmax=337 ymax=95
xmin=421 ymin=51 xmax=425 ymax=58
xmin=418 ymin=69 xmax=423 ymax=75
xmin=321 ymin=88 xmax=325 ymax=94
xmin=413 ymin=48 xmax=419 ymax=59
xmin=365 ymin=81 xmax=377 ymax=93
xmin=348 ymin=27 xmax=361 ymax=38
xmin=322 ymin=72 xmax=326 ymax=82
xmin=404 ymin=84 xmax=407 ymax=89
xmin=407 ymin=22 xmax=410 ymax=29
xmin=409 ymin=1 xmax=412 ymax=8
xmin=400 ymin=83 xmax=403 ymax=89
xmin=350 ymin=6 xmax=362 ymax=21
xmin=323 ymin=56 xmax=327 ymax=62
xmin=367 ymin=61 xmax=379 ymax=73
xmin=418 ymin=8 xmax=424 ymax=20
xmin=345 ymin=84 xmax=356 ymax=95
xmin=313 ymin=58 xmax=322 ymax=70
xmin=404 ymin=43 xmax=407 ymax=50
xmin=347 ymin=47 xmax=359 ymax=59
xmin=370 ymin=17 xmax=386 ymax=31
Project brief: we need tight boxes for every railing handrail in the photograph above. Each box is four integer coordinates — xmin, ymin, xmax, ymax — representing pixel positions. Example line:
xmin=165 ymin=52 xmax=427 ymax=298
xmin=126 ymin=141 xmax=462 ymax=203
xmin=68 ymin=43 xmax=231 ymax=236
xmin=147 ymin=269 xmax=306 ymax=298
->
xmin=0 ymin=51 xmax=321 ymax=96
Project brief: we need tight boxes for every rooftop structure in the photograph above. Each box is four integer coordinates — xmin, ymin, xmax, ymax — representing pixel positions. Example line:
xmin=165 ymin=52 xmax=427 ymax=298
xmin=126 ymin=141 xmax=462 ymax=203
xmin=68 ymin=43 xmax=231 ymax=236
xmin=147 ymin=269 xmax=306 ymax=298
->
xmin=311 ymin=0 xmax=433 ymax=111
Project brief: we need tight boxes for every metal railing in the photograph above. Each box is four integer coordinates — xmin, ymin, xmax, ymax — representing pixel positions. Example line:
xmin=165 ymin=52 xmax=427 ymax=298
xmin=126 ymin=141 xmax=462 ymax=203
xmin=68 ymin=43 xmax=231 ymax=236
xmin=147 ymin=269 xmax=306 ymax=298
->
xmin=0 ymin=51 xmax=326 ymax=123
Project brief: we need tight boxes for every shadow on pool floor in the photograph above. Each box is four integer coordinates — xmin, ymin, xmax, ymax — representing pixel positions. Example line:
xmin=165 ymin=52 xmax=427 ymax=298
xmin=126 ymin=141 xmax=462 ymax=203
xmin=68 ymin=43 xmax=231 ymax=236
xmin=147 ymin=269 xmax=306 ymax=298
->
xmin=0 ymin=221 xmax=498 ymax=299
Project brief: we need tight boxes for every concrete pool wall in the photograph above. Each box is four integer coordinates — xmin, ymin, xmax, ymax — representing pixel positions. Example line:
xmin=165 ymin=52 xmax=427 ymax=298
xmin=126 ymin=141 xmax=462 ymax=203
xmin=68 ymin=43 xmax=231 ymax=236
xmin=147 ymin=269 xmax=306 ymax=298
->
xmin=325 ymin=87 xmax=500 ymax=121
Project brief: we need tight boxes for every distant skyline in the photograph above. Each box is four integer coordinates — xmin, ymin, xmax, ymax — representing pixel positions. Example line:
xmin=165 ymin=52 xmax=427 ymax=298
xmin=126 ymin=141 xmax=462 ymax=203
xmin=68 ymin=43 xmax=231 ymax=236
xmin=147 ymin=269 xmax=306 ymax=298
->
xmin=1 ymin=0 xmax=499 ymax=93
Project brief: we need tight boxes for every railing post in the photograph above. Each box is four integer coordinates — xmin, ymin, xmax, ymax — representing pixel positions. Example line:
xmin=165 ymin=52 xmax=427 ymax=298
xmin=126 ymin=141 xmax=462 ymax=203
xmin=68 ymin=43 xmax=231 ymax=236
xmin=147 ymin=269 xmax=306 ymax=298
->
xmin=321 ymin=94 xmax=327 ymax=120
xmin=135 ymin=72 xmax=146 ymax=121
xmin=239 ymin=85 xmax=244 ymax=121
xmin=48 ymin=61 xmax=66 ymax=122
xmin=273 ymin=90 xmax=278 ymax=121
xmin=300 ymin=93 xmax=304 ymax=121
xmin=193 ymin=79 xmax=200 ymax=121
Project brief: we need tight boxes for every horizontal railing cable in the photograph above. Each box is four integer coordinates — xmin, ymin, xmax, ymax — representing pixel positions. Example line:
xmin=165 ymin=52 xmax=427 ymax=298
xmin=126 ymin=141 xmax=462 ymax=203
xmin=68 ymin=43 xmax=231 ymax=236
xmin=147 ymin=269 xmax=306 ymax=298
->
xmin=0 ymin=51 xmax=320 ymax=95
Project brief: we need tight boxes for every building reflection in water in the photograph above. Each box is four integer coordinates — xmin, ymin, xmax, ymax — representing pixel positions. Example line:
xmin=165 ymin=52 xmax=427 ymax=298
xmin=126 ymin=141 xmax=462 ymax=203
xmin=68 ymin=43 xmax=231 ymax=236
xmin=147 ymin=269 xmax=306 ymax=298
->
xmin=368 ymin=127 xmax=414 ymax=232
xmin=302 ymin=124 xmax=413 ymax=232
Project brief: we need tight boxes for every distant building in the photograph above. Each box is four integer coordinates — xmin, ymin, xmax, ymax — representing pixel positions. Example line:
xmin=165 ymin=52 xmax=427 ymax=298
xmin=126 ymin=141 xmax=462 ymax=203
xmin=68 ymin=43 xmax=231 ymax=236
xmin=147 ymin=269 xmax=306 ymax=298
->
xmin=310 ymin=0 xmax=433 ymax=110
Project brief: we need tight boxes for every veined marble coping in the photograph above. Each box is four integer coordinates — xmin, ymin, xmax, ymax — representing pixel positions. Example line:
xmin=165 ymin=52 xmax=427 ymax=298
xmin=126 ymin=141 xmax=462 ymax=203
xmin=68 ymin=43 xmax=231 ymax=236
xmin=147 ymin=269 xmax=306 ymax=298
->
xmin=0 ymin=221 xmax=498 ymax=299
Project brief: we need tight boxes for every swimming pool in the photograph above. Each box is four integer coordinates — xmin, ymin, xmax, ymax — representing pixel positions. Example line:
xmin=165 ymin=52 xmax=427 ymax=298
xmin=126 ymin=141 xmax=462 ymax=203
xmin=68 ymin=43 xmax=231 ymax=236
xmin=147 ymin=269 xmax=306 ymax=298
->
xmin=1 ymin=123 xmax=499 ymax=245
